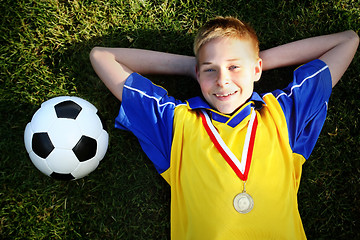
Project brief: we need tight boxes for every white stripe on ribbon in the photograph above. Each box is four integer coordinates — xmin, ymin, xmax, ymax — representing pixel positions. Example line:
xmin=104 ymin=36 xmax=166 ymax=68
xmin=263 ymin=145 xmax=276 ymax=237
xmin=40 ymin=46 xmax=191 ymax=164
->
xmin=200 ymin=108 xmax=256 ymax=174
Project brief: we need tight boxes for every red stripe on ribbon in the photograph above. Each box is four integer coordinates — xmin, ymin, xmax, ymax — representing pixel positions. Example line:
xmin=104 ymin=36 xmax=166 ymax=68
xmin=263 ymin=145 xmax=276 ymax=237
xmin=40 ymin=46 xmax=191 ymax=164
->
xmin=243 ymin=115 xmax=258 ymax=180
xmin=199 ymin=111 xmax=258 ymax=181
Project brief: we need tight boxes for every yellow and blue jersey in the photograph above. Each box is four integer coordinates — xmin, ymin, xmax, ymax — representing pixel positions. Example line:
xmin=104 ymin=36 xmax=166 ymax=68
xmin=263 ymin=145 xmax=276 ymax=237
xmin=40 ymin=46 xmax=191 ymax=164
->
xmin=115 ymin=59 xmax=332 ymax=239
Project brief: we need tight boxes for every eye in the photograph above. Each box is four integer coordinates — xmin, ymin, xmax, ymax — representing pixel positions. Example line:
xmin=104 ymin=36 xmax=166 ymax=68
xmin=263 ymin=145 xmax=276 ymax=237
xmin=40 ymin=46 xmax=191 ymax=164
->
xmin=229 ymin=65 xmax=240 ymax=70
xmin=204 ymin=68 xmax=216 ymax=73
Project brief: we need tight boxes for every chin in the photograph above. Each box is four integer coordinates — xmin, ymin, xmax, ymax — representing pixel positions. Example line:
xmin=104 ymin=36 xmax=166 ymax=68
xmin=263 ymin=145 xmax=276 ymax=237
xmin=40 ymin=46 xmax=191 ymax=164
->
xmin=216 ymin=106 xmax=238 ymax=115
xmin=213 ymin=97 xmax=248 ymax=115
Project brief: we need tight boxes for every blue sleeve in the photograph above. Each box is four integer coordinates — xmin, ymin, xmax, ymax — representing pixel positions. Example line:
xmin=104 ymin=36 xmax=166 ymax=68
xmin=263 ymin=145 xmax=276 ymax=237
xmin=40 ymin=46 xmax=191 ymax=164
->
xmin=272 ymin=59 xmax=332 ymax=159
xmin=114 ymin=73 xmax=184 ymax=174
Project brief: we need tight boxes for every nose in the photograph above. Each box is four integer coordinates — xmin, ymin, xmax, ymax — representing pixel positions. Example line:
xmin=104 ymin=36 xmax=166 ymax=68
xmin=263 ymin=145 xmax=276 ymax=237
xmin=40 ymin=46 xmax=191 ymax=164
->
xmin=216 ymin=69 xmax=230 ymax=87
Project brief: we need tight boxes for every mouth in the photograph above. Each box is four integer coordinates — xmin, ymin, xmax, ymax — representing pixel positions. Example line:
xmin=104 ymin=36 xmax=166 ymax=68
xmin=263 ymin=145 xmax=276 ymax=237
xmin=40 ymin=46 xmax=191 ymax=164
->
xmin=214 ymin=90 xmax=238 ymax=98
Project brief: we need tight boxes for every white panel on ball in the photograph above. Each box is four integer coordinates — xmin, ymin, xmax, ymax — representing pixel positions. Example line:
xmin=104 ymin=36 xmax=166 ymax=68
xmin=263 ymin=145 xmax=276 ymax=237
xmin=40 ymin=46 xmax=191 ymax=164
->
xmin=96 ymin=131 xmax=109 ymax=161
xmin=76 ymin=108 xmax=103 ymax=138
xmin=30 ymin=105 xmax=57 ymax=132
xmin=46 ymin=149 xmax=79 ymax=173
xmin=24 ymin=123 xmax=34 ymax=154
xmin=29 ymin=151 xmax=53 ymax=176
xmin=72 ymin=159 xmax=100 ymax=179
xmin=48 ymin=118 xmax=82 ymax=149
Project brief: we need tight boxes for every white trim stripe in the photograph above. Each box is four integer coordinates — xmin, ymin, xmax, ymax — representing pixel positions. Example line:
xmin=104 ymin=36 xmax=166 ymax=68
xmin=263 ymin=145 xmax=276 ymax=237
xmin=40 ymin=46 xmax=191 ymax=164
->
xmin=276 ymin=65 xmax=328 ymax=100
xmin=124 ymin=85 xmax=185 ymax=108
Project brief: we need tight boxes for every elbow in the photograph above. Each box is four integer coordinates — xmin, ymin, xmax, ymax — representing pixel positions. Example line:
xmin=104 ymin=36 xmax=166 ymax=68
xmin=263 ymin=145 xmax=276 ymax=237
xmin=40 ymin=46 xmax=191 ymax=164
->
xmin=353 ymin=31 xmax=359 ymax=46
xmin=349 ymin=30 xmax=359 ymax=39
xmin=89 ymin=47 xmax=102 ymax=63
xmin=90 ymin=47 xmax=115 ymax=64
xmin=349 ymin=30 xmax=359 ymax=54
xmin=346 ymin=30 xmax=359 ymax=46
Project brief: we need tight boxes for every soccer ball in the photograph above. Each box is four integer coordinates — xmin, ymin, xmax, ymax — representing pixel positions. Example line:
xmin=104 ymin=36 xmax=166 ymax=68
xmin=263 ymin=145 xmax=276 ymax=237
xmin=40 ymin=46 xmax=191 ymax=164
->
xmin=24 ymin=96 xmax=109 ymax=180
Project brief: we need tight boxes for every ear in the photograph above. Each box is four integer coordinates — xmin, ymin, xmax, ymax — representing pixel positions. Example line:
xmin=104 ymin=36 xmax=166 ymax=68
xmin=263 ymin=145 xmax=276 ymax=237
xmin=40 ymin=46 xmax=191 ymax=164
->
xmin=254 ymin=58 xmax=263 ymax=82
xmin=195 ymin=64 xmax=200 ymax=81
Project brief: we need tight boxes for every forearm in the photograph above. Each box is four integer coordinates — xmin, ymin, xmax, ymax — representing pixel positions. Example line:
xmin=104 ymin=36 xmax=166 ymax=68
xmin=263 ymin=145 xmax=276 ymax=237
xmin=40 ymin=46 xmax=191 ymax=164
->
xmin=260 ymin=30 xmax=358 ymax=71
xmin=90 ymin=47 xmax=197 ymax=101
xmin=93 ymin=47 xmax=196 ymax=77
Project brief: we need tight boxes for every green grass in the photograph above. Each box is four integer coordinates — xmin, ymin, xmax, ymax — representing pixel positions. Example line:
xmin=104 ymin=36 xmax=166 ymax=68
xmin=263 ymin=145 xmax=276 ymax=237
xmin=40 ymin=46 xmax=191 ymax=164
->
xmin=1 ymin=0 xmax=359 ymax=239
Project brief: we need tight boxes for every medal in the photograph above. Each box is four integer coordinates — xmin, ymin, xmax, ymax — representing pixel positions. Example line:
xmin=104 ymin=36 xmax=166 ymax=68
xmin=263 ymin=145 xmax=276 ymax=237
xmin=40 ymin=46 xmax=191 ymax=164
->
xmin=200 ymin=107 xmax=258 ymax=214
xmin=233 ymin=182 xmax=254 ymax=214
xmin=234 ymin=192 xmax=254 ymax=214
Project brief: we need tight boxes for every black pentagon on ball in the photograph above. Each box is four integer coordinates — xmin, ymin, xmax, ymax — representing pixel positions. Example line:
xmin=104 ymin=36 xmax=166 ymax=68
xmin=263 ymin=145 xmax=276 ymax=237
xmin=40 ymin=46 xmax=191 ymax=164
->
xmin=32 ymin=132 xmax=55 ymax=158
xmin=96 ymin=111 xmax=107 ymax=132
xmin=72 ymin=135 xmax=97 ymax=162
xmin=54 ymin=100 xmax=82 ymax=119
xmin=50 ymin=172 xmax=75 ymax=181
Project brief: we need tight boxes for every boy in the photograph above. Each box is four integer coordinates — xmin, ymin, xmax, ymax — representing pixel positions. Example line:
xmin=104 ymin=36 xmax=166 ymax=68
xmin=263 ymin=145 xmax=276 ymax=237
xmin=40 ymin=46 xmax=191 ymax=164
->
xmin=90 ymin=17 xmax=358 ymax=239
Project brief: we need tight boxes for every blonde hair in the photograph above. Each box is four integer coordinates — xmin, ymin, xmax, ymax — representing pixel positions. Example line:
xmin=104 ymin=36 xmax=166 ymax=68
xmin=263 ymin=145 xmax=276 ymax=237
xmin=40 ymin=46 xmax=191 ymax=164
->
xmin=193 ymin=17 xmax=259 ymax=59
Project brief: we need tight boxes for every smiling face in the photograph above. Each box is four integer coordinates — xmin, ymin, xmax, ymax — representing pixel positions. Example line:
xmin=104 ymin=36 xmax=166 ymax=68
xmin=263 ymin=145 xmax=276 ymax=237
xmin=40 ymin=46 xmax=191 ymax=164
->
xmin=196 ymin=37 xmax=262 ymax=114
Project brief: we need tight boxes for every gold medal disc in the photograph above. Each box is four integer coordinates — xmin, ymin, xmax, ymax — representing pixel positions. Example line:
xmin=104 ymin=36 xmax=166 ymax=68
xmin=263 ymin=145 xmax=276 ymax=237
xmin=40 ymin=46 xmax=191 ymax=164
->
xmin=233 ymin=192 xmax=254 ymax=214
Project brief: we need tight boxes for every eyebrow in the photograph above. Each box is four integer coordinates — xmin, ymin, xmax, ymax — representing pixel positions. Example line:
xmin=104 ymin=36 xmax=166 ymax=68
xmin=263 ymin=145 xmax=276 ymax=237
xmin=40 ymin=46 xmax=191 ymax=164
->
xmin=200 ymin=62 xmax=212 ymax=65
xmin=200 ymin=59 xmax=242 ymax=65
xmin=226 ymin=58 xmax=241 ymax=62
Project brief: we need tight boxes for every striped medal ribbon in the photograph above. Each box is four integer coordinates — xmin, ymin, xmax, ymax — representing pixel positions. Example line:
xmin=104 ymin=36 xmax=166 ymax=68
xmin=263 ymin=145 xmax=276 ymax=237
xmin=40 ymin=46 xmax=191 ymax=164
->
xmin=199 ymin=108 xmax=258 ymax=213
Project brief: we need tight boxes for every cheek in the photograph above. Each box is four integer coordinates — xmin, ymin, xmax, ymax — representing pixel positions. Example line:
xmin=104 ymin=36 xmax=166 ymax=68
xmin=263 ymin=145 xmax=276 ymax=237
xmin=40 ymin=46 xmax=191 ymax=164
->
xmin=234 ymin=72 xmax=254 ymax=87
xmin=198 ymin=78 xmax=212 ymax=94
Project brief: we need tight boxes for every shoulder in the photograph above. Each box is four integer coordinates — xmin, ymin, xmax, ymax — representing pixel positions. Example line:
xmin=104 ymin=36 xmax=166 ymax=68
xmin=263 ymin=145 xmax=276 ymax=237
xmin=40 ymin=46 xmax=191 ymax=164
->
xmin=294 ymin=59 xmax=330 ymax=81
xmin=123 ymin=73 xmax=173 ymax=101
xmin=273 ymin=59 xmax=332 ymax=105
xmin=116 ymin=73 xmax=185 ymax=131
xmin=263 ymin=60 xmax=332 ymax=159
xmin=122 ymin=72 xmax=185 ymax=107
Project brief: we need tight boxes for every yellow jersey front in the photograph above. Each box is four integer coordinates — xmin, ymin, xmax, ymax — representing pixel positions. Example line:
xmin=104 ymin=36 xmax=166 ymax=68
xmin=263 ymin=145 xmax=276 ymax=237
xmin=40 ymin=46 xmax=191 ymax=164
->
xmin=165 ymin=96 xmax=305 ymax=239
